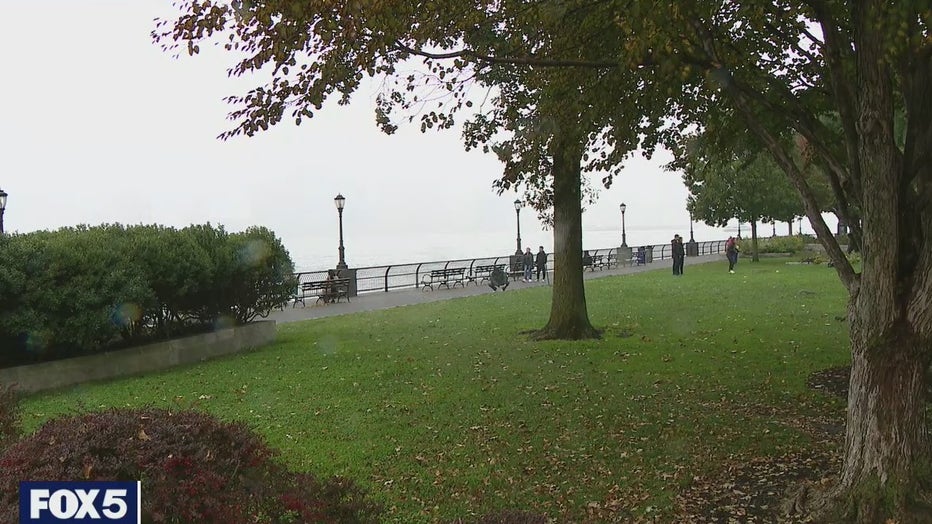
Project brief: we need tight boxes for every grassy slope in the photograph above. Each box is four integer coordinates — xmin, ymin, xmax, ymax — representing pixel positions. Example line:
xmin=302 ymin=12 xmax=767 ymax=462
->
xmin=21 ymin=259 xmax=850 ymax=522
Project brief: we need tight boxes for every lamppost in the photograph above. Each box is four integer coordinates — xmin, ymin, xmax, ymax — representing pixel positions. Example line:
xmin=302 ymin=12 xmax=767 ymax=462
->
xmin=688 ymin=213 xmax=695 ymax=243
xmin=334 ymin=193 xmax=347 ymax=270
xmin=772 ymin=221 xmax=777 ymax=237
xmin=0 ymin=188 xmax=6 ymax=234
xmin=737 ymin=221 xmax=742 ymax=239
xmin=619 ymin=203 xmax=627 ymax=247
xmin=514 ymin=199 xmax=523 ymax=255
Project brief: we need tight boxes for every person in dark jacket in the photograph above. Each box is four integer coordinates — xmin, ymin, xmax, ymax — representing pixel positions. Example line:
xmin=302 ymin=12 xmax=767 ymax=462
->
xmin=535 ymin=246 xmax=548 ymax=281
xmin=489 ymin=265 xmax=509 ymax=291
xmin=725 ymin=236 xmax=740 ymax=273
xmin=671 ymin=234 xmax=685 ymax=276
xmin=522 ymin=247 xmax=534 ymax=282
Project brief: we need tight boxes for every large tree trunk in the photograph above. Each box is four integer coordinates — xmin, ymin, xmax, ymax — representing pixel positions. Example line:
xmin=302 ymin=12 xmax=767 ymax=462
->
xmin=807 ymin=1 xmax=932 ymax=519
xmin=533 ymin=131 xmax=599 ymax=340
xmin=823 ymin=316 xmax=932 ymax=521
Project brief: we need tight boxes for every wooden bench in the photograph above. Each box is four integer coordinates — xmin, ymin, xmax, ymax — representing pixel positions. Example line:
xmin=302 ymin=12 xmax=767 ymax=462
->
xmin=292 ymin=278 xmax=350 ymax=306
xmin=467 ymin=264 xmax=505 ymax=286
xmin=421 ymin=268 xmax=466 ymax=291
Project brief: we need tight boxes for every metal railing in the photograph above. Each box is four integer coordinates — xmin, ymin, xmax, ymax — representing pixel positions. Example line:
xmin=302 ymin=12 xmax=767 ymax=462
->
xmin=292 ymin=239 xmax=728 ymax=295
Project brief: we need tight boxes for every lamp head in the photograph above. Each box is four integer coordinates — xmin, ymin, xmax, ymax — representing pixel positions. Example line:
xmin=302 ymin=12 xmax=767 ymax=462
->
xmin=334 ymin=193 xmax=345 ymax=210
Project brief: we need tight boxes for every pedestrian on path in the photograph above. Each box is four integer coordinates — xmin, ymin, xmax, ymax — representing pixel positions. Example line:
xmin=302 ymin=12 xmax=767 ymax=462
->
xmin=671 ymin=234 xmax=685 ymax=276
xmin=535 ymin=246 xmax=548 ymax=281
xmin=725 ymin=236 xmax=740 ymax=273
xmin=522 ymin=247 xmax=534 ymax=282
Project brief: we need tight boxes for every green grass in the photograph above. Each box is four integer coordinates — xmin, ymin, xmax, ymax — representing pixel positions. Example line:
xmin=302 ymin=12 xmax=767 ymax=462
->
xmin=21 ymin=258 xmax=851 ymax=522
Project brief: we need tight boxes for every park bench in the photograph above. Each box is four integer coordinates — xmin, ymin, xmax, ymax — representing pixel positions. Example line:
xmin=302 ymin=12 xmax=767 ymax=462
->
xmin=606 ymin=252 xmax=618 ymax=269
xmin=585 ymin=254 xmax=606 ymax=271
xmin=467 ymin=264 xmax=505 ymax=286
xmin=292 ymin=278 xmax=351 ymax=306
xmin=421 ymin=268 xmax=466 ymax=291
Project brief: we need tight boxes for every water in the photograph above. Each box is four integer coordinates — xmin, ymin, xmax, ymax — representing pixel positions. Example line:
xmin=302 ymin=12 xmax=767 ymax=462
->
xmin=286 ymin=222 xmax=735 ymax=271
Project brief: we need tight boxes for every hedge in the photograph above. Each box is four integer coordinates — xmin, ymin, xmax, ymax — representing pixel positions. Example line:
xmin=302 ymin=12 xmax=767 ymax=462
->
xmin=0 ymin=224 xmax=295 ymax=367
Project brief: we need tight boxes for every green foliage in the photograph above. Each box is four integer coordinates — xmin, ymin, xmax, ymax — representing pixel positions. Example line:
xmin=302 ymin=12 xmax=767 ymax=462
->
xmin=739 ymin=235 xmax=806 ymax=254
xmin=23 ymin=260 xmax=851 ymax=522
xmin=0 ymin=224 xmax=294 ymax=366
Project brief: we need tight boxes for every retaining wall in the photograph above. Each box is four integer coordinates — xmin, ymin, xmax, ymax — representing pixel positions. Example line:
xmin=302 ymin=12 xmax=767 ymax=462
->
xmin=0 ymin=321 xmax=276 ymax=394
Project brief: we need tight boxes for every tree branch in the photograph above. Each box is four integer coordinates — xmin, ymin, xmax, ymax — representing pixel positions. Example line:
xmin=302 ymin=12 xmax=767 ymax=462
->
xmin=393 ymin=41 xmax=618 ymax=69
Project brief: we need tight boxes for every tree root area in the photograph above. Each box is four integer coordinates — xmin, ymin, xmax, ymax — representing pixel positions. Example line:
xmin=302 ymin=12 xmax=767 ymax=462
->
xmin=524 ymin=325 xmax=602 ymax=341
xmin=671 ymin=366 xmax=932 ymax=522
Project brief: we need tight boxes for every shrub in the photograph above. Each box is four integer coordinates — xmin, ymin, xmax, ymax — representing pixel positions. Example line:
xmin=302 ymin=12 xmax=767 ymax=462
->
xmin=0 ymin=408 xmax=380 ymax=523
xmin=0 ymin=223 xmax=295 ymax=366
xmin=738 ymin=235 xmax=806 ymax=255
xmin=0 ymin=384 xmax=20 ymax=453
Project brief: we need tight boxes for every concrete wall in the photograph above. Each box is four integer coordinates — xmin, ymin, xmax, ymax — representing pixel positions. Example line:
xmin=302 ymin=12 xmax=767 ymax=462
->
xmin=0 ymin=321 xmax=276 ymax=394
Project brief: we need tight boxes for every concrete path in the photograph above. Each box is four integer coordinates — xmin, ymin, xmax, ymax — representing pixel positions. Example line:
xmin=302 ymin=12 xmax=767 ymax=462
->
xmin=267 ymin=254 xmax=723 ymax=324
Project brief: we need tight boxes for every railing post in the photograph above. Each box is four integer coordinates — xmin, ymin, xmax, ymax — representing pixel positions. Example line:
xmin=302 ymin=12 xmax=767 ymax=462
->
xmin=384 ymin=266 xmax=391 ymax=292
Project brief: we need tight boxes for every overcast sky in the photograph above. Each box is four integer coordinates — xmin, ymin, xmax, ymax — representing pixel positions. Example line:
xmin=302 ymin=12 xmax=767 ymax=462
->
xmin=0 ymin=1 xmax=748 ymax=270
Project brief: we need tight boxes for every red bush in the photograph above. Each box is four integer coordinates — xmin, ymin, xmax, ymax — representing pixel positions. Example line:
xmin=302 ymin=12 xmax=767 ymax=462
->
xmin=0 ymin=384 xmax=20 ymax=452
xmin=0 ymin=408 xmax=380 ymax=523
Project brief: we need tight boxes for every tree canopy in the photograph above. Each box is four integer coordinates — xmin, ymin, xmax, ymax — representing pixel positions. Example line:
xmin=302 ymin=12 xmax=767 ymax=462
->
xmin=157 ymin=1 xmax=932 ymax=520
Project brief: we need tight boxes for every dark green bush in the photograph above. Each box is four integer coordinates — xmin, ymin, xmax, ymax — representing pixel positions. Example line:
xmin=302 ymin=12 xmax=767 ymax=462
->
xmin=737 ymin=235 xmax=806 ymax=254
xmin=0 ymin=408 xmax=380 ymax=523
xmin=0 ymin=223 xmax=294 ymax=366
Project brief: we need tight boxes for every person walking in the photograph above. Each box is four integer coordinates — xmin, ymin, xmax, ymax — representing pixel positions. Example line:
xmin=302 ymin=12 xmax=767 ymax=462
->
xmin=725 ymin=236 xmax=740 ymax=273
xmin=671 ymin=234 xmax=685 ymax=276
xmin=522 ymin=247 xmax=534 ymax=282
xmin=535 ymin=246 xmax=548 ymax=282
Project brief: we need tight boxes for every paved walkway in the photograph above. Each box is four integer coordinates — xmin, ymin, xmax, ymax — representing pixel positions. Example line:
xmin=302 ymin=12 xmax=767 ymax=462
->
xmin=268 ymin=254 xmax=723 ymax=324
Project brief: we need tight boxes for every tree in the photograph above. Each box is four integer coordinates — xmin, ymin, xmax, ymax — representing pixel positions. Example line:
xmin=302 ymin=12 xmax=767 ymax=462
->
xmin=154 ymin=1 xmax=651 ymax=340
xmin=610 ymin=2 xmax=932 ymax=520
xmin=157 ymin=1 xmax=932 ymax=519
xmin=682 ymin=150 xmax=802 ymax=261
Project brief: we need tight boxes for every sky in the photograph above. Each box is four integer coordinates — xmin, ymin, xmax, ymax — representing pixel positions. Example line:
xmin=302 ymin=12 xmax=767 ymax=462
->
xmin=0 ymin=1 xmax=798 ymax=271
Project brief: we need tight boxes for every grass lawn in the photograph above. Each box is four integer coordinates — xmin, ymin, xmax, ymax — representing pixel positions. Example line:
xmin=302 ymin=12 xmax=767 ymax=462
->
xmin=21 ymin=258 xmax=851 ymax=522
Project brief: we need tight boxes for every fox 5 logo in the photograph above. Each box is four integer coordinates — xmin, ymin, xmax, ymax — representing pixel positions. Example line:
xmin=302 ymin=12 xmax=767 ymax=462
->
xmin=19 ymin=482 xmax=141 ymax=523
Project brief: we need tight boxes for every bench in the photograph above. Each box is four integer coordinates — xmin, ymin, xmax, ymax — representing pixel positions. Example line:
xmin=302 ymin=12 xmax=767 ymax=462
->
xmin=584 ymin=254 xmax=606 ymax=271
xmin=292 ymin=278 xmax=351 ymax=306
xmin=421 ymin=268 xmax=466 ymax=291
xmin=467 ymin=264 xmax=505 ymax=286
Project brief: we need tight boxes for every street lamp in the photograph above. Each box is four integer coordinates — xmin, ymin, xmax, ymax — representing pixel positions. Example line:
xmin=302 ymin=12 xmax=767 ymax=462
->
xmin=619 ymin=203 xmax=627 ymax=247
xmin=0 ymin=188 xmax=6 ymax=234
xmin=737 ymin=221 xmax=742 ymax=239
xmin=772 ymin=221 xmax=777 ymax=237
xmin=334 ymin=193 xmax=347 ymax=270
xmin=688 ymin=212 xmax=695 ymax=243
xmin=514 ymin=199 xmax=523 ymax=255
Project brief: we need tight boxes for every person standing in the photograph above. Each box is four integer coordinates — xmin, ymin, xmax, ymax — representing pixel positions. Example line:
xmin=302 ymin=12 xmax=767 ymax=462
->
xmin=535 ymin=246 xmax=548 ymax=281
xmin=725 ymin=236 xmax=740 ymax=273
xmin=522 ymin=247 xmax=534 ymax=282
xmin=672 ymin=234 xmax=685 ymax=275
